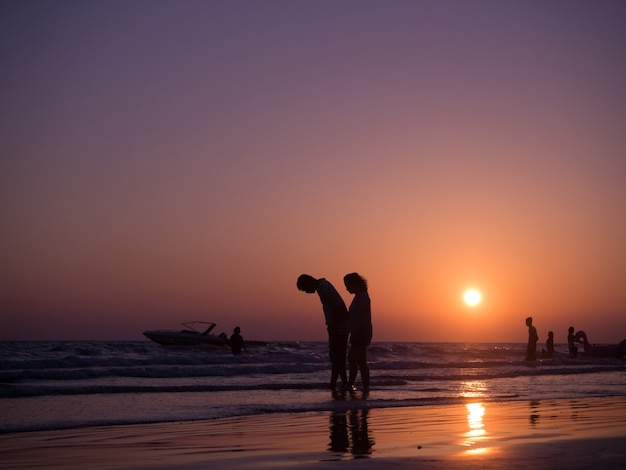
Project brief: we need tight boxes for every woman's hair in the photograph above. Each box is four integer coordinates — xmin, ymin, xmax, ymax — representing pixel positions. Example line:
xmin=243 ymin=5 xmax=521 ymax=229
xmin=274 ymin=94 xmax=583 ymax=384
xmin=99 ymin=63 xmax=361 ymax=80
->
xmin=344 ymin=272 xmax=368 ymax=292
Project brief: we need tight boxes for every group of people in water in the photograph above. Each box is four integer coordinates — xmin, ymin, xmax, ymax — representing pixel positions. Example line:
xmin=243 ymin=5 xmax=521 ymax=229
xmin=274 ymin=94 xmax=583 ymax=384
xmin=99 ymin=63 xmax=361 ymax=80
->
xmin=297 ymin=273 xmax=373 ymax=393
xmin=525 ymin=316 xmax=593 ymax=360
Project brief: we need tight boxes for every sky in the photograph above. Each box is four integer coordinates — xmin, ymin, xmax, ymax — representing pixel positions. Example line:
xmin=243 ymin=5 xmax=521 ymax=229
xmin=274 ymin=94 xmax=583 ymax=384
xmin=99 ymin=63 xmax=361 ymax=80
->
xmin=2 ymin=1 xmax=625 ymax=343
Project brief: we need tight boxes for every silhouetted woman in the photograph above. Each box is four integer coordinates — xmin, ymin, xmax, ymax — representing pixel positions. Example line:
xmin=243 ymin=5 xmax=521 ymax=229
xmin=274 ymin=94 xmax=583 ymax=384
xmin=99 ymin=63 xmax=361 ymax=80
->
xmin=344 ymin=273 xmax=372 ymax=392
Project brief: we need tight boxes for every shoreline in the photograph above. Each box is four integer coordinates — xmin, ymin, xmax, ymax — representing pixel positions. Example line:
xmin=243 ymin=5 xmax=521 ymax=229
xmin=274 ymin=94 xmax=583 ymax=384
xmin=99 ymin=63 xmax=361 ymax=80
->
xmin=2 ymin=397 xmax=626 ymax=469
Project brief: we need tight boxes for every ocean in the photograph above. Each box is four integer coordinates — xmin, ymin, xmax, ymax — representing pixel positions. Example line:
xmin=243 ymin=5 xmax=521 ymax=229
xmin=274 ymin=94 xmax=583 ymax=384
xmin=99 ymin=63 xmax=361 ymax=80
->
xmin=1 ymin=340 xmax=625 ymax=433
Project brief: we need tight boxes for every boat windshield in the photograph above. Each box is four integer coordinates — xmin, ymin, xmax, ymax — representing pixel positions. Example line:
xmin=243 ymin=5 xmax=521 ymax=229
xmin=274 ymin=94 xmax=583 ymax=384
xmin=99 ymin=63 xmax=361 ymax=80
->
xmin=181 ymin=322 xmax=217 ymax=335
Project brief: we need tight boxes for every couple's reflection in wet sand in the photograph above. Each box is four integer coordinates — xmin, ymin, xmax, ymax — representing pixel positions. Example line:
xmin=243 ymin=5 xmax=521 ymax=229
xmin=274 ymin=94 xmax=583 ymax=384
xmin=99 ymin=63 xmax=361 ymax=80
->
xmin=328 ymin=408 xmax=374 ymax=458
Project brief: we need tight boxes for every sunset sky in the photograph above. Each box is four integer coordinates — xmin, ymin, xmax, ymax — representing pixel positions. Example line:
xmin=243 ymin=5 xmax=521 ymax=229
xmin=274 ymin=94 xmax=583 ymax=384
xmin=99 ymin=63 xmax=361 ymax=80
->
xmin=2 ymin=1 xmax=625 ymax=344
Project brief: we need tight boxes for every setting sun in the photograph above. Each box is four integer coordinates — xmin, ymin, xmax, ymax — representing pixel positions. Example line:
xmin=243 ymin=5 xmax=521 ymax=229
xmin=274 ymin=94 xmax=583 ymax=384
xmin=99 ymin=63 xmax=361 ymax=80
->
xmin=464 ymin=289 xmax=482 ymax=306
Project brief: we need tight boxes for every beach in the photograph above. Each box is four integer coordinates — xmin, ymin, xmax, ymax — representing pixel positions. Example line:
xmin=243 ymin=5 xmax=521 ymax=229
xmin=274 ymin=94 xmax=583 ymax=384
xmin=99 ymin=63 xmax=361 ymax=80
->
xmin=2 ymin=341 xmax=625 ymax=468
xmin=2 ymin=397 xmax=626 ymax=469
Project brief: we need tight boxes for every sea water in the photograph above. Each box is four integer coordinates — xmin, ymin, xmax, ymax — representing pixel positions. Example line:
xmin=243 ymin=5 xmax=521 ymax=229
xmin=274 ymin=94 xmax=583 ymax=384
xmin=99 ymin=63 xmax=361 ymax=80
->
xmin=1 ymin=340 xmax=625 ymax=432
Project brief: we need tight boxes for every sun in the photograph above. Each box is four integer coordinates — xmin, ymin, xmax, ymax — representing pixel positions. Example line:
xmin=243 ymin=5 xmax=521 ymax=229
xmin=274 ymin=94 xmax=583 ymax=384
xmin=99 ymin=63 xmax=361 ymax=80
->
xmin=464 ymin=289 xmax=482 ymax=306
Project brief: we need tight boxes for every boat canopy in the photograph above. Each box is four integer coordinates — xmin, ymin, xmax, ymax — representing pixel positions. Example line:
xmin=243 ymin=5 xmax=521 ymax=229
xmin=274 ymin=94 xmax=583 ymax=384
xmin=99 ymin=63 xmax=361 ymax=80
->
xmin=181 ymin=322 xmax=217 ymax=335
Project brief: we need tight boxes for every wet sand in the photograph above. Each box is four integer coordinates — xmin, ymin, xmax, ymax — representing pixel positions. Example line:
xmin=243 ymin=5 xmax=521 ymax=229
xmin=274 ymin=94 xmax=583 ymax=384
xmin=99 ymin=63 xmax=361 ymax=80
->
xmin=1 ymin=397 xmax=626 ymax=469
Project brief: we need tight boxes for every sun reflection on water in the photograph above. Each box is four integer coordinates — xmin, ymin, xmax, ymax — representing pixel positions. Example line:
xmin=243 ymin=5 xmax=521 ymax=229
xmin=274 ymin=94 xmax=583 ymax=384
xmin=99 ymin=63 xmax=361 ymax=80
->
xmin=459 ymin=380 xmax=488 ymax=398
xmin=463 ymin=402 xmax=487 ymax=453
xmin=460 ymin=381 xmax=492 ymax=455
xmin=466 ymin=403 xmax=486 ymax=437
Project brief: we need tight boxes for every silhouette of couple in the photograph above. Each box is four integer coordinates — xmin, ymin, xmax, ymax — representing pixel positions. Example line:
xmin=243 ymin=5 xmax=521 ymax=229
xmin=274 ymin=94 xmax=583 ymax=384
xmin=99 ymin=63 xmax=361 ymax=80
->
xmin=297 ymin=273 xmax=372 ymax=393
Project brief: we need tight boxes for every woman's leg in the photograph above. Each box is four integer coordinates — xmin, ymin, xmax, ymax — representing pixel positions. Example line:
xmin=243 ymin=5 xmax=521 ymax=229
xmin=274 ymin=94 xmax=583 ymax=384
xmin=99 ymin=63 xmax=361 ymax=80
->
xmin=348 ymin=346 xmax=357 ymax=387
xmin=358 ymin=348 xmax=369 ymax=389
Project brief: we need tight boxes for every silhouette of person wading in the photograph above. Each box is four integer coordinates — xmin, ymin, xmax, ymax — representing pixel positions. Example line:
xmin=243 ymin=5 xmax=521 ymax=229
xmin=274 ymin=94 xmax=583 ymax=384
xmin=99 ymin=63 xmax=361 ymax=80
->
xmin=230 ymin=326 xmax=247 ymax=355
xmin=525 ymin=316 xmax=538 ymax=361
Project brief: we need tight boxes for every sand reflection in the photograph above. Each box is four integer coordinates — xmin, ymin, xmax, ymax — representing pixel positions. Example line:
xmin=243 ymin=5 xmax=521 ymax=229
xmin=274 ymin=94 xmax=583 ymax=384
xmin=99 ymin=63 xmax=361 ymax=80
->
xmin=462 ymin=401 xmax=492 ymax=455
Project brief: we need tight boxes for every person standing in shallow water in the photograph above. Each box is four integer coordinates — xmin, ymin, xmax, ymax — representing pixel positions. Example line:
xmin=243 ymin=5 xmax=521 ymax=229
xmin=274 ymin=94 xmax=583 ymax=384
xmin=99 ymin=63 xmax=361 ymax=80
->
xmin=297 ymin=274 xmax=349 ymax=391
xmin=567 ymin=326 xmax=578 ymax=358
xmin=546 ymin=331 xmax=554 ymax=356
xmin=525 ymin=316 xmax=538 ymax=361
xmin=542 ymin=331 xmax=554 ymax=358
xmin=344 ymin=273 xmax=372 ymax=392
xmin=230 ymin=326 xmax=247 ymax=355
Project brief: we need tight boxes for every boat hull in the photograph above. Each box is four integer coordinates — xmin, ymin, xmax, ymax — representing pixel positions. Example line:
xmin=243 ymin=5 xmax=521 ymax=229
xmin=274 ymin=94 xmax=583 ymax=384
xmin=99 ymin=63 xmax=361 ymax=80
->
xmin=143 ymin=331 xmax=227 ymax=347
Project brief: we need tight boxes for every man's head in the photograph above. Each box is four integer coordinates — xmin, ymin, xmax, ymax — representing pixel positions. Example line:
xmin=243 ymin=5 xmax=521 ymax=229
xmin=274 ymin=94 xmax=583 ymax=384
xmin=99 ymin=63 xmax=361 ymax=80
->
xmin=297 ymin=274 xmax=318 ymax=293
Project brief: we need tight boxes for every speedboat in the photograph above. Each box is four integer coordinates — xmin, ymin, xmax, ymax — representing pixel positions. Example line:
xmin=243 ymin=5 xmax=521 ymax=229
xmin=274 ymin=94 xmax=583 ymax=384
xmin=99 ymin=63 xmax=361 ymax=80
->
xmin=143 ymin=322 xmax=228 ymax=347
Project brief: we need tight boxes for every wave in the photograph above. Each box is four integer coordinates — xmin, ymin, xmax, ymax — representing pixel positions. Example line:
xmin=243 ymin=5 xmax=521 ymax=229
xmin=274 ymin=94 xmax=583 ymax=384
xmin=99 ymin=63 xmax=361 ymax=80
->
xmin=2 ymin=367 xmax=624 ymax=399
xmin=1 ymin=341 xmax=624 ymax=400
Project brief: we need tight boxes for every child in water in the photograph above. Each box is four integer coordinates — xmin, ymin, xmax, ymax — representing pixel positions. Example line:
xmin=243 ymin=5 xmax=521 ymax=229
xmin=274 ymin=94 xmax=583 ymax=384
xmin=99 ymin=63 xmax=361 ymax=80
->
xmin=542 ymin=331 xmax=554 ymax=358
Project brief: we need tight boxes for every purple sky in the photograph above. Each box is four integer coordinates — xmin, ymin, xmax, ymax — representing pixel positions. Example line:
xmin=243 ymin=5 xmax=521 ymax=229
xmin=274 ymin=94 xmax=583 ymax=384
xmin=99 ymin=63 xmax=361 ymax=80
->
xmin=2 ymin=1 xmax=625 ymax=342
